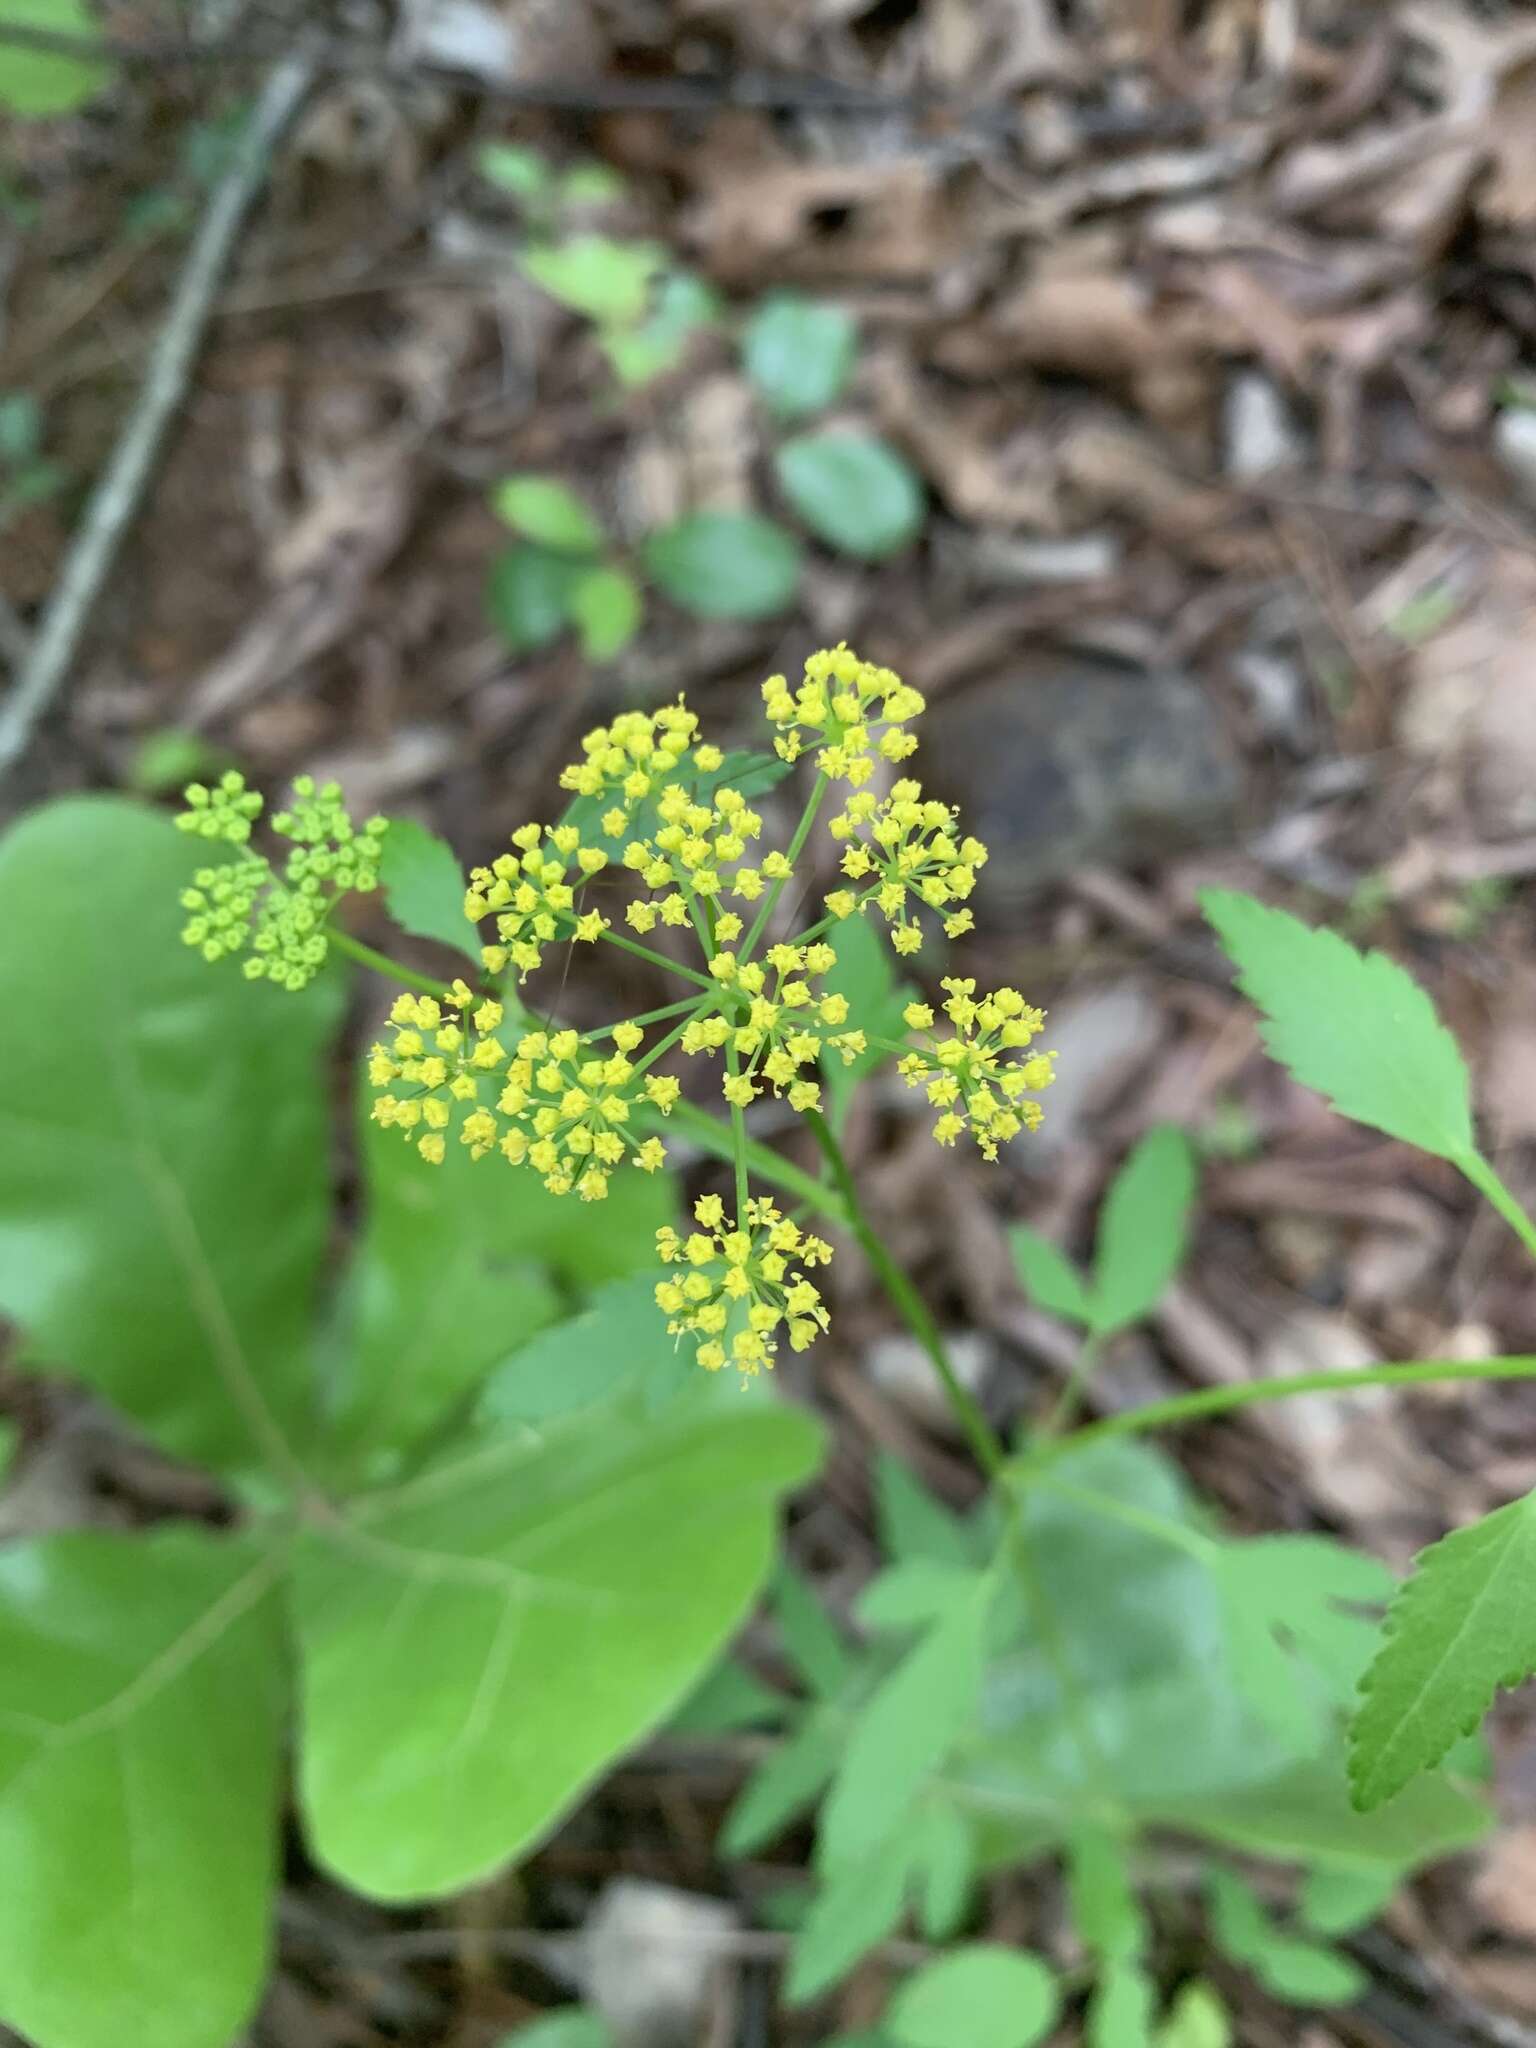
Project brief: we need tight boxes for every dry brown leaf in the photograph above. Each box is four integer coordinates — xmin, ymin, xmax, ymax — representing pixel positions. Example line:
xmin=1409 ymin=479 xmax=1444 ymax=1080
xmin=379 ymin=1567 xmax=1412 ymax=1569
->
xmin=1056 ymin=420 xmax=1275 ymax=570
xmin=867 ymin=353 xmax=1060 ymax=529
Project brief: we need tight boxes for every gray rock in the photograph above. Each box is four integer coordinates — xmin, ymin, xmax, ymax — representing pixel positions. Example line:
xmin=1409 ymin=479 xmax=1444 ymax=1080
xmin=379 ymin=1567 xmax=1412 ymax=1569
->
xmin=920 ymin=653 xmax=1242 ymax=903
xmin=579 ymin=1880 xmax=737 ymax=2048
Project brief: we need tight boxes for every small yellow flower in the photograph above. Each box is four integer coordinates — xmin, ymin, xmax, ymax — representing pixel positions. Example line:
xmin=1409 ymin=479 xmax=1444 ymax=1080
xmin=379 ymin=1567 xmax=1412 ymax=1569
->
xmin=656 ymin=1197 xmax=832 ymax=1374
xmin=897 ymin=978 xmax=1054 ymax=1159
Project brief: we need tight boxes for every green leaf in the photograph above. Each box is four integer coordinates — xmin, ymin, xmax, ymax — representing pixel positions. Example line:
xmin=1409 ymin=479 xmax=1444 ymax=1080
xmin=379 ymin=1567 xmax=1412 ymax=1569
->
xmin=915 ymin=1800 xmax=974 ymax=1941
xmin=476 ymin=142 xmax=552 ymax=200
xmin=0 ymin=0 xmax=112 ymax=115
xmin=1201 ymin=889 xmax=1475 ymax=1163
xmin=599 ymin=270 xmax=718 ymax=387
xmin=1155 ymin=1982 xmax=1231 ymax=2048
xmin=772 ymin=1562 xmax=851 ymax=1698
xmin=486 ymin=543 xmax=582 ymax=651
xmin=501 ymin=2015 xmax=613 ymax=2048
xmin=774 ymin=433 xmax=925 ymax=561
xmin=888 ymin=1945 xmax=1059 ymax=2048
xmin=0 ymin=799 xmax=337 ymax=1475
xmin=1068 ymin=1828 xmax=1146 ymax=1962
xmin=1092 ymin=1127 xmax=1196 ymax=1335
xmin=492 ymin=475 xmax=605 ymax=555
xmin=0 ymin=1528 xmax=284 ymax=2048
xmin=643 ymin=512 xmax=801 ymax=620
xmin=1299 ymin=1863 xmax=1398 ymax=1936
xmin=723 ymin=1713 xmax=841 ymax=1855
xmin=1205 ymin=1870 xmax=1365 ymax=2008
xmin=477 ymin=1274 xmax=682 ymax=1428
xmin=324 ymin=1109 xmax=563 ymax=1478
xmin=377 ymin=817 xmax=479 ymax=965
xmin=787 ymin=1837 xmax=918 ymax=2004
xmin=1350 ymin=1490 xmax=1536 ymax=1809
xmin=743 ymin=292 xmax=857 ymax=419
xmin=1216 ymin=1535 xmax=1392 ymax=1747
xmin=670 ymin=1656 xmax=786 ymax=1736
xmin=570 ymin=564 xmax=642 ymax=661
xmin=1167 ymin=1758 xmax=1486 ymax=1871
xmin=520 ymin=235 xmax=664 ymax=324
xmin=818 ymin=1578 xmax=991 ymax=1872
xmin=874 ymin=1452 xmax=977 ymax=1568
xmin=1009 ymin=1226 xmax=1092 ymax=1327
xmin=293 ymin=1393 xmax=823 ymax=1897
xmin=1088 ymin=1962 xmax=1156 ymax=2048
xmin=858 ymin=1559 xmax=984 ymax=1632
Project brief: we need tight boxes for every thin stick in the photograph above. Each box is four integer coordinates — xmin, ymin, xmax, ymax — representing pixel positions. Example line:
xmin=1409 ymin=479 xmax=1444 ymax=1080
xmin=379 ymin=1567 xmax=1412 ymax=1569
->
xmin=0 ymin=45 xmax=318 ymax=781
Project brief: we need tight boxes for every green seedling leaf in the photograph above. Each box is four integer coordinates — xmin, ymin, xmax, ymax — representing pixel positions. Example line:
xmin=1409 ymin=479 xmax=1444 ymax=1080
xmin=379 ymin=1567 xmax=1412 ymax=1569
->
xmin=1156 ymin=1982 xmax=1231 ymax=2048
xmin=888 ymin=1945 xmax=1059 ymax=2048
xmin=743 ymin=293 xmax=857 ymax=419
xmin=0 ymin=0 xmax=112 ymax=115
xmin=775 ymin=432 xmax=925 ymax=561
xmin=570 ymin=564 xmax=642 ymax=660
xmin=817 ymin=1577 xmax=991 ymax=1873
xmin=1009 ymin=1226 xmax=1092 ymax=1327
xmin=772 ymin=1562 xmax=851 ymax=1698
xmin=787 ymin=1837 xmax=919 ymax=2004
xmin=502 ymin=2014 xmax=613 ymax=2048
xmin=858 ymin=1559 xmax=985 ymax=1632
xmin=1093 ymin=1126 xmax=1196 ymax=1335
xmin=476 ymin=142 xmax=552 ymax=200
xmin=492 ymin=475 xmax=605 ymax=555
xmin=1068 ymin=1827 xmax=1146 ymax=1962
xmin=486 ymin=542 xmax=582 ymax=651
xmin=377 ymin=817 xmax=479 ymax=964
xmin=874 ymin=1452 xmax=977 ymax=1568
xmin=1299 ymin=1863 xmax=1398 ymax=1936
xmin=916 ymin=1800 xmax=974 ymax=1941
xmin=293 ymin=1393 xmax=823 ymax=1898
xmin=600 ymin=270 xmax=718 ymax=387
xmin=643 ymin=511 xmax=802 ymax=619
xmin=1351 ymin=1490 xmax=1536 ymax=1810
xmin=670 ymin=1657 xmax=786 ymax=1736
xmin=0 ymin=1528 xmax=284 ymax=2048
xmin=558 ymin=162 xmax=627 ymax=207
xmin=0 ymin=799 xmax=337 ymax=1475
xmin=1206 ymin=1869 xmax=1365 ymax=2008
xmin=520 ymin=235 xmax=663 ymax=324
xmin=1201 ymin=889 xmax=1475 ymax=1163
xmin=126 ymin=727 xmax=223 ymax=799
xmin=1089 ymin=1961 xmax=1156 ymax=2048
xmin=724 ymin=1713 xmax=841 ymax=1856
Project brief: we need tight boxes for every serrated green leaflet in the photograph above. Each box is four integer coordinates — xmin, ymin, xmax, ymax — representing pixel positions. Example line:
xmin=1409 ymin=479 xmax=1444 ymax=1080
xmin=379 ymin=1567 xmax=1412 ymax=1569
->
xmin=293 ymin=1393 xmax=823 ymax=1897
xmin=1093 ymin=1126 xmax=1195 ymax=1335
xmin=1350 ymin=1490 xmax=1536 ymax=1809
xmin=377 ymin=818 xmax=479 ymax=964
xmin=0 ymin=1528 xmax=284 ymax=2048
xmin=0 ymin=800 xmax=337 ymax=1477
xmin=1201 ymin=889 xmax=1475 ymax=1163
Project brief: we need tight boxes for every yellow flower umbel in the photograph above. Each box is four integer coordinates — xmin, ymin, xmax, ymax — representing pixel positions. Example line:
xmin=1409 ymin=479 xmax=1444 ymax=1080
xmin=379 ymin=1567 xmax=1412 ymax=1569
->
xmin=620 ymin=781 xmax=766 ymax=927
xmin=762 ymin=645 xmax=925 ymax=786
xmin=656 ymin=1195 xmax=833 ymax=1373
xmin=370 ymin=990 xmax=672 ymax=1193
xmin=176 ymin=771 xmax=387 ymax=990
xmin=897 ymin=981 xmax=1056 ymax=1160
xmin=464 ymin=823 xmax=611 ymax=981
xmin=558 ymin=703 xmax=701 ymax=810
xmin=825 ymin=781 xmax=986 ymax=955
xmin=683 ymin=940 xmax=867 ymax=1114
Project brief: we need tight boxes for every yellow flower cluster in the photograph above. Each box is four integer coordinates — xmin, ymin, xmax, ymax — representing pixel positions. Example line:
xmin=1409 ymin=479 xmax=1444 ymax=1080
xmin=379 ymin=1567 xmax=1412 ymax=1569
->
xmin=825 ymin=781 xmax=986 ymax=954
xmin=762 ymin=645 xmax=925 ymax=785
xmin=621 ymin=783 xmax=768 ymax=929
xmin=897 ymin=980 xmax=1056 ymax=1160
xmin=558 ymin=702 xmax=704 ymax=807
xmin=686 ymin=940 xmax=867 ymax=1113
xmin=370 ymin=987 xmax=672 ymax=1197
xmin=656 ymin=1195 xmax=833 ymax=1373
xmin=464 ymin=823 xmax=610 ymax=980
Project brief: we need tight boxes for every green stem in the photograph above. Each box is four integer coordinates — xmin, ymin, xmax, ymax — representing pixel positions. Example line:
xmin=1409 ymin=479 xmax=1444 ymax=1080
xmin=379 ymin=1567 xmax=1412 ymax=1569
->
xmin=743 ymin=772 xmax=831 ymax=961
xmin=581 ymin=993 xmax=704 ymax=1041
xmin=666 ymin=1098 xmax=843 ymax=1222
xmin=326 ymin=928 xmax=453 ymax=1001
xmin=1029 ymin=1353 xmax=1536 ymax=1473
xmin=594 ymin=925 xmax=715 ymax=990
xmin=725 ymin=1041 xmax=750 ymax=1216
xmin=1461 ymin=1151 xmax=1536 ymax=1264
xmin=803 ymin=1107 xmax=1008 ymax=1478
xmin=1039 ymin=1334 xmax=1103 ymax=1440
xmin=1032 ymin=1473 xmax=1217 ymax=1564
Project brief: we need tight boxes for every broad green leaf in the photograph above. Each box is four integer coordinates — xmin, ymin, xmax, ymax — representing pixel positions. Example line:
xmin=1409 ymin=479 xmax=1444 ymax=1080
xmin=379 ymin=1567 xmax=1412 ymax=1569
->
xmin=1089 ymin=1962 xmax=1155 ymax=2048
xmin=324 ymin=1111 xmax=562 ymax=1478
xmin=1201 ymin=889 xmax=1475 ymax=1163
xmin=377 ymin=817 xmax=479 ymax=964
xmin=1299 ymin=1863 xmax=1398 ymax=1935
xmin=743 ymin=293 xmax=857 ymax=419
xmin=492 ymin=475 xmax=605 ymax=555
xmin=1068 ymin=1828 xmax=1145 ymax=1962
xmin=643 ymin=512 xmax=801 ymax=620
xmin=723 ymin=1713 xmax=840 ymax=1855
xmin=1350 ymin=1491 xmax=1536 ymax=1809
xmin=858 ymin=1559 xmax=984 ymax=1632
xmin=520 ymin=236 xmax=663 ymax=324
xmin=874 ymin=1451 xmax=977 ymax=1568
xmin=1092 ymin=1127 xmax=1195 ymax=1335
xmin=486 ymin=543 xmax=581 ymax=651
xmin=818 ymin=1577 xmax=991 ymax=1872
xmin=669 ymin=1656 xmax=786 ymax=1736
xmin=1155 ymin=1982 xmax=1231 ymax=2048
xmin=0 ymin=1528 xmax=284 ymax=2048
xmin=570 ymin=565 xmax=642 ymax=661
xmin=0 ymin=0 xmax=111 ymax=115
xmin=915 ymin=1800 xmax=974 ymax=1941
xmin=1009 ymin=1226 xmax=1092 ymax=1327
xmin=888 ymin=1945 xmax=1059 ymax=2048
xmin=1216 ymin=1535 xmax=1392 ymax=1746
xmin=775 ymin=432 xmax=925 ymax=560
xmin=787 ymin=1836 xmax=918 ymax=2003
xmin=1166 ymin=1759 xmax=1486 ymax=1870
xmin=503 ymin=2015 xmax=612 ymax=2048
xmin=478 ymin=1274 xmax=682 ymax=1427
xmin=293 ymin=1393 xmax=823 ymax=1897
xmin=771 ymin=1562 xmax=851 ymax=1698
xmin=1206 ymin=1869 xmax=1365 ymax=2007
xmin=0 ymin=799 xmax=336 ymax=1475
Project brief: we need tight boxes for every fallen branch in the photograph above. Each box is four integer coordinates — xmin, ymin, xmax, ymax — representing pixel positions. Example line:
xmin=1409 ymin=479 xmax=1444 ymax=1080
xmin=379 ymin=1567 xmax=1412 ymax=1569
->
xmin=0 ymin=44 xmax=318 ymax=781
